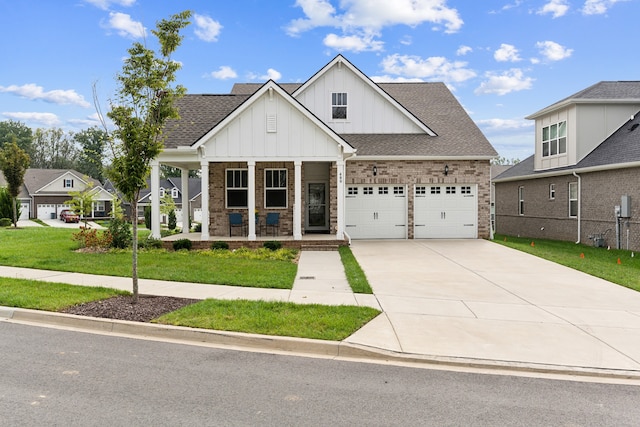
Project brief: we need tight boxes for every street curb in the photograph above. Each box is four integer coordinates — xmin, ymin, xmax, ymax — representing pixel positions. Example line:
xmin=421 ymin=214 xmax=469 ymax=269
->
xmin=3 ymin=306 xmax=640 ymax=382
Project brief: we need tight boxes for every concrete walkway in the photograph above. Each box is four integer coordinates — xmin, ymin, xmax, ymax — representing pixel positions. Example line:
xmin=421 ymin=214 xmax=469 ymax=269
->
xmin=2 ymin=240 xmax=640 ymax=379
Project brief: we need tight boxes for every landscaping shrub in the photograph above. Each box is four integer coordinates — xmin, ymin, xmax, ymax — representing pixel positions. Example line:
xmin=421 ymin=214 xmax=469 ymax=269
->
xmin=141 ymin=238 xmax=164 ymax=250
xmin=211 ymin=241 xmax=229 ymax=250
xmin=0 ymin=218 xmax=12 ymax=227
xmin=172 ymin=238 xmax=192 ymax=251
xmin=168 ymin=209 xmax=177 ymax=231
xmin=192 ymin=222 xmax=202 ymax=232
xmin=72 ymin=226 xmax=113 ymax=250
xmin=109 ymin=217 xmax=132 ymax=249
xmin=263 ymin=240 xmax=282 ymax=251
xmin=144 ymin=206 xmax=151 ymax=230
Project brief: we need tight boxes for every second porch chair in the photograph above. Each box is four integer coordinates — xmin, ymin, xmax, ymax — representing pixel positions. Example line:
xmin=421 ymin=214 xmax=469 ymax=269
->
xmin=265 ymin=212 xmax=280 ymax=236
xmin=228 ymin=213 xmax=245 ymax=236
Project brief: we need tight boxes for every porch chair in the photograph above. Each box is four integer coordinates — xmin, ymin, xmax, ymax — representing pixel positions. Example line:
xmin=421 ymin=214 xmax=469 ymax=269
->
xmin=265 ymin=212 xmax=280 ymax=236
xmin=228 ymin=213 xmax=245 ymax=236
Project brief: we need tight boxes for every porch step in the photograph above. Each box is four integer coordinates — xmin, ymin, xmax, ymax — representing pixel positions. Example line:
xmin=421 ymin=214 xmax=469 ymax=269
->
xmin=300 ymin=244 xmax=340 ymax=251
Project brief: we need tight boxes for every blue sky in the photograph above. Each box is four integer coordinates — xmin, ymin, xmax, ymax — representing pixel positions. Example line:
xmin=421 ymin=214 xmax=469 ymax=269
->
xmin=0 ymin=0 xmax=636 ymax=160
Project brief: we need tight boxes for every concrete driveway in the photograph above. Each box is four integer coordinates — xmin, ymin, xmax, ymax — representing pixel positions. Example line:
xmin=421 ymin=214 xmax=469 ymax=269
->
xmin=17 ymin=219 xmax=104 ymax=229
xmin=346 ymin=240 xmax=640 ymax=373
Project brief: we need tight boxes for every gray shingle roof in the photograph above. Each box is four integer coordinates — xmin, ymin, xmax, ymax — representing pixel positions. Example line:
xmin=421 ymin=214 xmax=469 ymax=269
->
xmin=162 ymin=81 xmax=496 ymax=157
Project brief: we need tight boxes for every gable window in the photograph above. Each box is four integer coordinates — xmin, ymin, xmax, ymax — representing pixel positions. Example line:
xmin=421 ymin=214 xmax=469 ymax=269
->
xmin=549 ymin=183 xmax=555 ymax=200
xmin=226 ymin=169 xmax=248 ymax=208
xmin=542 ymin=121 xmax=567 ymax=157
xmin=331 ymin=92 xmax=347 ymax=119
xmin=569 ymin=182 xmax=578 ymax=217
xmin=265 ymin=169 xmax=287 ymax=208
xmin=64 ymin=179 xmax=74 ymax=188
xmin=159 ymin=187 xmax=165 ymax=198
xmin=518 ymin=186 xmax=525 ymax=215
xmin=171 ymin=187 xmax=179 ymax=199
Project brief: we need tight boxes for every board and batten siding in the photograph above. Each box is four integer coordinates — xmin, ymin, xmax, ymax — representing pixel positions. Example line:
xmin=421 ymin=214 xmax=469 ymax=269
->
xmin=203 ymin=89 xmax=342 ymax=160
xmin=295 ymin=64 xmax=423 ymax=135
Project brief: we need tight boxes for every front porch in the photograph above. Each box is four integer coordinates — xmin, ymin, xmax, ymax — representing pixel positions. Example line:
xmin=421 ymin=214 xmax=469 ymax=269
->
xmin=161 ymin=232 xmax=348 ymax=250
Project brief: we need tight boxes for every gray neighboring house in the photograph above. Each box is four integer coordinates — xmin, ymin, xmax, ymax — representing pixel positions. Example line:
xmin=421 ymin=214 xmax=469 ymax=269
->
xmin=153 ymin=55 xmax=497 ymax=241
xmin=0 ymin=168 xmax=113 ymax=220
xmin=493 ymin=81 xmax=640 ymax=251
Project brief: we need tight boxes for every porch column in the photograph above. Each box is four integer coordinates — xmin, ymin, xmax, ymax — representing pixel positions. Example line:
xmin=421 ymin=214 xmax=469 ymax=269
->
xmin=247 ymin=161 xmax=256 ymax=241
xmin=293 ymin=161 xmax=302 ymax=240
xmin=150 ymin=160 xmax=161 ymax=239
xmin=181 ymin=168 xmax=189 ymax=234
xmin=200 ymin=161 xmax=210 ymax=240
xmin=336 ymin=159 xmax=345 ymax=240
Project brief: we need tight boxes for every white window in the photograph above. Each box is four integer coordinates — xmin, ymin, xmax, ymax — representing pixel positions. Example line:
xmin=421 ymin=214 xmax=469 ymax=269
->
xmin=226 ymin=169 xmax=248 ymax=208
xmin=331 ymin=92 xmax=347 ymax=119
xmin=569 ymin=182 xmax=578 ymax=217
xmin=549 ymin=183 xmax=555 ymax=200
xmin=63 ymin=179 xmax=74 ymax=188
xmin=265 ymin=169 xmax=287 ymax=208
xmin=542 ymin=121 xmax=567 ymax=157
xmin=159 ymin=187 xmax=165 ymax=198
xmin=518 ymin=186 xmax=524 ymax=215
xmin=94 ymin=201 xmax=105 ymax=212
xmin=171 ymin=187 xmax=179 ymax=199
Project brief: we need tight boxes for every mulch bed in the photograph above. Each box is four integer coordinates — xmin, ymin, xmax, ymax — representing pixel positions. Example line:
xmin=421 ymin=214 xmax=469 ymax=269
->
xmin=62 ymin=295 xmax=200 ymax=323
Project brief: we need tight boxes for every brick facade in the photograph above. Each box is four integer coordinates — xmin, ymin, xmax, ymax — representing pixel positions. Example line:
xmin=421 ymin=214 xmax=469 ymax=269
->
xmin=495 ymin=167 xmax=640 ymax=250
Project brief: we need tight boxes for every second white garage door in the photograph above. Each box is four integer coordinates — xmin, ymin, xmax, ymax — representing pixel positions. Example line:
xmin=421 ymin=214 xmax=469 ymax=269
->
xmin=345 ymin=185 xmax=407 ymax=239
xmin=414 ymin=184 xmax=477 ymax=239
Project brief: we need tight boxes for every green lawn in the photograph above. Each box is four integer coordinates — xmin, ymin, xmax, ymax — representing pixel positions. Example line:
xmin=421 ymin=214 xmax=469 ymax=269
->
xmin=493 ymin=234 xmax=640 ymax=292
xmin=339 ymin=245 xmax=373 ymax=294
xmin=0 ymin=227 xmax=296 ymax=289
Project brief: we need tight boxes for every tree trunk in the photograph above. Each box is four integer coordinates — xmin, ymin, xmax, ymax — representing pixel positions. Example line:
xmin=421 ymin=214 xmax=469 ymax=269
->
xmin=11 ymin=196 xmax=17 ymax=228
xmin=131 ymin=198 xmax=139 ymax=304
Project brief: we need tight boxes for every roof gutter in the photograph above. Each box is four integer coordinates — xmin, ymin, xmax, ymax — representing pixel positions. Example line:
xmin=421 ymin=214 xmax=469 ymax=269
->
xmin=573 ymin=171 xmax=581 ymax=244
xmin=493 ymin=160 xmax=640 ymax=183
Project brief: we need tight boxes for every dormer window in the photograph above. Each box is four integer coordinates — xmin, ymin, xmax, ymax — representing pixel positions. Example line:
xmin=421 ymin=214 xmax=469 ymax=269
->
xmin=542 ymin=121 xmax=567 ymax=157
xmin=331 ymin=92 xmax=347 ymax=119
xmin=171 ymin=187 xmax=178 ymax=199
xmin=159 ymin=187 xmax=165 ymax=198
xmin=64 ymin=179 xmax=74 ymax=188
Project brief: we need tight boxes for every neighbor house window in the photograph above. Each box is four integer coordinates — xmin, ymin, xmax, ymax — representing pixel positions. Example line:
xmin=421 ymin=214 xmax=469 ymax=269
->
xmin=226 ymin=169 xmax=248 ymax=208
xmin=63 ymin=179 xmax=74 ymax=188
xmin=331 ymin=92 xmax=347 ymax=119
xmin=94 ymin=201 xmax=105 ymax=212
xmin=518 ymin=186 xmax=524 ymax=215
xmin=264 ymin=169 xmax=287 ymax=208
xmin=542 ymin=121 xmax=567 ymax=157
xmin=549 ymin=183 xmax=555 ymax=200
xmin=569 ymin=182 xmax=578 ymax=217
xmin=171 ymin=187 xmax=179 ymax=199
xmin=159 ymin=187 xmax=165 ymax=198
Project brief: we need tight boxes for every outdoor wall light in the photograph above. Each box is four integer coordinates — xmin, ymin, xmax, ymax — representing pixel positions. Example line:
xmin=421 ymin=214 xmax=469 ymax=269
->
xmin=373 ymin=166 xmax=377 ymax=176
xmin=444 ymin=165 xmax=449 ymax=176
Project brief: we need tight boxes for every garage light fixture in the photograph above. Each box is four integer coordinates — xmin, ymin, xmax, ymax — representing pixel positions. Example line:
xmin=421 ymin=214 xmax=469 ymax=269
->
xmin=444 ymin=165 xmax=449 ymax=176
xmin=373 ymin=166 xmax=377 ymax=176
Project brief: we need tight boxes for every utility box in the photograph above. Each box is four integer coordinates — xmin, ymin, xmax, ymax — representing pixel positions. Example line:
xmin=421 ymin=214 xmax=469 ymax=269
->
xmin=621 ymin=195 xmax=632 ymax=218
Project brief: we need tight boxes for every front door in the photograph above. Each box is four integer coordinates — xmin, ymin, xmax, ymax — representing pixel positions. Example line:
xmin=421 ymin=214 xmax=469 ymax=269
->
xmin=306 ymin=182 xmax=329 ymax=232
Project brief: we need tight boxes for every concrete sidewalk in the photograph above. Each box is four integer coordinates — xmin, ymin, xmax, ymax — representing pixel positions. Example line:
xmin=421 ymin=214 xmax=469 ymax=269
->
xmin=2 ymin=241 xmax=640 ymax=380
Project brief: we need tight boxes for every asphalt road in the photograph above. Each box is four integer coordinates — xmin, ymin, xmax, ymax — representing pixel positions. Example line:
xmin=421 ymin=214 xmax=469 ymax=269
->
xmin=1 ymin=322 xmax=639 ymax=427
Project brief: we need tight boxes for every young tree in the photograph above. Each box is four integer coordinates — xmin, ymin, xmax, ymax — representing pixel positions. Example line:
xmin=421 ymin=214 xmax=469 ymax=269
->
xmin=0 ymin=140 xmax=30 ymax=227
xmin=66 ymin=179 xmax=96 ymax=227
xmin=104 ymin=10 xmax=191 ymax=302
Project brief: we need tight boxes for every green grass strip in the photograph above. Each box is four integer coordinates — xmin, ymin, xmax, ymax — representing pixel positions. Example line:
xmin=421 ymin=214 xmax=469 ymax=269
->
xmin=339 ymin=245 xmax=373 ymax=294
xmin=0 ymin=277 xmax=129 ymax=311
xmin=493 ymin=234 xmax=640 ymax=292
xmin=154 ymin=299 xmax=380 ymax=341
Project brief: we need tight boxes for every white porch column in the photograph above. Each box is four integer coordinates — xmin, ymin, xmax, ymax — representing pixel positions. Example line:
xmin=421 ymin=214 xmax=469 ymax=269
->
xmin=200 ymin=161 xmax=210 ymax=240
xmin=247 ymin=161 xmax=256 ymax=241
xmin=336 ymin=159 xmax=345 ymax=240
xmin=293 ymin=161 xmax=302 ymax=240
xmin=181 ymin=168 xmax=189 ymax=234
xmin=150 ymin=160 xmax=161 ymax=239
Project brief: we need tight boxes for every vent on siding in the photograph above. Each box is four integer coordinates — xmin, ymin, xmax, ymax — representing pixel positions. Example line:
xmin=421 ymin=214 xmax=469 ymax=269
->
xmin=266 ymin=114 xmax=277 ymax=133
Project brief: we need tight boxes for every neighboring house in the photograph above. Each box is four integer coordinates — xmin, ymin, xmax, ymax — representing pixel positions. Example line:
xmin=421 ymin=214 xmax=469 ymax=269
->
xmin=490 ymin=164 xmax=514 ymax=235
xmin=151 ymin=55 xmax=497 ymax=241
xmin=138 ymin=177 xmax=202 ymax=225
xmin=493 ymin=81 xmax=640 ymax=251
xmin=0 ymin=168 xmax=114 ymax=220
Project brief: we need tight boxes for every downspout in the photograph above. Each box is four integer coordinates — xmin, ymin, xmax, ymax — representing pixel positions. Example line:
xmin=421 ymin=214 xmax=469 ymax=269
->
xmin=342 ymin=151 xmax=357 ymax=245
xmin=573 ymin=171 xmax=581 ymax=244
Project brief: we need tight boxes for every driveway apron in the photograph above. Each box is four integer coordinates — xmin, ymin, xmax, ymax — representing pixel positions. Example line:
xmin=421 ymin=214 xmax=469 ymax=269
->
xmin=346 ymin=240 xmax=640 ymax=372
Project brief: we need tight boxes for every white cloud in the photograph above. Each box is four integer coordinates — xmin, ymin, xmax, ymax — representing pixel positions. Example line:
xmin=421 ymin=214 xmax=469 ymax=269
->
xmin=194 ymin=14 xmax=222 ymax=42
xmin=370 ymin=75 xmax=424 ymax=83
xmin=84 ymin=0 xmax=135 ymax=10
xmin=0 ymin=84 xmax=90 ymax=108
xmin=476 ymin=118 xmax=533 ymax=132
xmin=400 ymin=35 xmax=413 ymax=46
xmin=209 ymin=66 xmax=238 ymax=80
xmin=323 ymin=33 xmax=384 ymax=52
xmin=456 ymin=45 xmax=472 ymax=56
xmin=475 ymin=69 xmax=534 ymax=95
xmin=286 ymin=0 xmax=339 ymax=36
xmin=2 ymin=112 xmax=60 ymax=127
xmin=582 ymin=0 xmax=628 ymax=15
xmin=538 ymin=0 xmax=570 ymax=18
xmin=105 ymin=12 xmax=146 ymax=38
xmin=494 ymin=44 xmax=521 ymax=62
xmin=249 ymin=69 xmax=282 ymax=81
xmin=379 ymin=54 xmax=476 ymax=84
xmin=68 ymin=113 xmax=104 ymax=127
xmin=536 ymin=40 xmax=573 ymax=61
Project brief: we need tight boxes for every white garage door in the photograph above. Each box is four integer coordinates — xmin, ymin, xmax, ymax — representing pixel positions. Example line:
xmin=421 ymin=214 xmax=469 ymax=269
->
xmin=345 ymin=185 xmax=407 ymax=239
xmin=414 ymin=184 xmax=477 ymax=239
xmin=19 ymin=203 xmax=30 ymax=220
xmin=37 ymin=204 xmax=56 ymax=220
